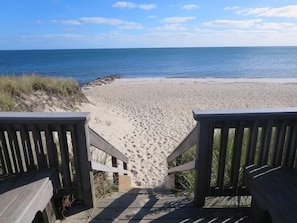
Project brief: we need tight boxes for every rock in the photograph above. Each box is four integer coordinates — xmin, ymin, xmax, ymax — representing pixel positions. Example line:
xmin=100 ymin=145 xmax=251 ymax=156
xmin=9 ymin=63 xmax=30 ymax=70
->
xmin=81 ymin=75 xmax=120 ymax=89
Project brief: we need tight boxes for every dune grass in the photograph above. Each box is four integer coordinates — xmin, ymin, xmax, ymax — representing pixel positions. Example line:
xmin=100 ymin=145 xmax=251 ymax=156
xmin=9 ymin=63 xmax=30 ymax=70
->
xmin=171 ymin=131 xmax=250 ymax=194
xmin=0 ymin=74 xmax=83 ymax=111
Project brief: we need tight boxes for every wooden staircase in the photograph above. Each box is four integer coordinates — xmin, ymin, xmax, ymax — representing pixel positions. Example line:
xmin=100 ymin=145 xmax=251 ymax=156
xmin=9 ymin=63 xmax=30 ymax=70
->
xmin=64 ymin=187 xmax=250 ymax=222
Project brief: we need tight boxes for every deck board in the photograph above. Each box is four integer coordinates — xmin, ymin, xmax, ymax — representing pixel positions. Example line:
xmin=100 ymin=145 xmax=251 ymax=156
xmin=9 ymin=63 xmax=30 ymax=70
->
xmin=0 ymin=169 xmax=54 ymax=223
xmin=63 ymin=188 xmax=251 ymax=222
xmin=245 ymin=166 xmax=297 ymax=222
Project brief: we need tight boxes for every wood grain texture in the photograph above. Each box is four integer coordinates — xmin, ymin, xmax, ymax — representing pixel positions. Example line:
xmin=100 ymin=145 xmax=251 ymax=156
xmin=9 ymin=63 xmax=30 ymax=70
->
xmin=0 ymin=169 xmax=54 ymax=223
xmin=244 ymin=165 xmax=297 ymax=223
xmin=89 ymin=127 xmax=129 ymax=164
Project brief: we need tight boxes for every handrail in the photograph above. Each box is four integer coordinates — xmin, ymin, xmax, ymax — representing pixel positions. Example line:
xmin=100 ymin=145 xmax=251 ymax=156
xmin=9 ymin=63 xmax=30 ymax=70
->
xmin=193 ymin=107 xmax=297 ymax=121
xmin=91 ymin=162 xmax=129 ymax=175
xmin=88 ymin=127 xmax=129 ymax=185
xmin=89 ymin=127 xmax=129 ymax=164
xmin=167 ymin=127 xmax=197 ymax=163
xmin=0 ymin=112 xmax=90 ymax=122
xmin=167 ymin=160 xmax=195 ymax=174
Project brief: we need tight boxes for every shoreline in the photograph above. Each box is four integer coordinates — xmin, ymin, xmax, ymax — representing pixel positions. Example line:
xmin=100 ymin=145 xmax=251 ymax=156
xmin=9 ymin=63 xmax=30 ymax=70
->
xmin=113 ymin=77 xmax=297 ymax=84
xmin=81 ymin=76 xmax=297 ymax=90
xmin=80 ymin=77 xmax=297 ymax=187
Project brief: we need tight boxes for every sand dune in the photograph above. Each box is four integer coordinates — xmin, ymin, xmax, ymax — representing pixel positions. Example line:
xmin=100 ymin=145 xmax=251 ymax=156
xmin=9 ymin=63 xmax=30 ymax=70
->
xmin=79 ymin=78 xmax=297 ymax=187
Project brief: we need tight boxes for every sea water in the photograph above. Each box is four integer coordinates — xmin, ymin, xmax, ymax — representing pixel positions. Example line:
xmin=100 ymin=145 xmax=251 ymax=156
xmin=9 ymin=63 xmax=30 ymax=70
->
xmin=0 ymin=47 xmax=297 ymax=85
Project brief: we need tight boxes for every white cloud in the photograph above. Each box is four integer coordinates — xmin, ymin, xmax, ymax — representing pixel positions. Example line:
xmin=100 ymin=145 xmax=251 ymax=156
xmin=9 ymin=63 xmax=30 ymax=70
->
xmin=256 ymin=22 xmax=297 ymax=30
xmin=113 ymin=1 xmax=156 ymax=10
xmin=139 ymin=4 xmax=156 ymax=10
xmin=203 ymin=19 xmax=262 ymax=29
xmin=60 ymin=20 xmax=81 ymax=25
xmin=118 ymin=22 xmax=143 ymax=30
xmin=54 ymin=17 xmax=142 ymax=30
xmin=224 ymin=6 xmax=240 ymax=11
xmin=79 ymin=17 xmax=123 ymax=25
xmin=238 ymin=5 xmax=297 ymax=18
xmin=113 ymin=1 xmax=136 ymax=9
xmin=182 ymin=4 xmax=199 ymax=10
xmin=164 ymin=16 xmax=196 ymax=24
xmin=153 ymin=24 xmax=187 ymax=32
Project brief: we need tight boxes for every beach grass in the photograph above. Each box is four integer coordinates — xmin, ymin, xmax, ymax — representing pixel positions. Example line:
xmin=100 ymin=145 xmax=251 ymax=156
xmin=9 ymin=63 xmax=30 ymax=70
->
xmin=172 ymin=131 xmax=251 ymax=194
xmin=0 ymin=74 xmax=83 ymax=111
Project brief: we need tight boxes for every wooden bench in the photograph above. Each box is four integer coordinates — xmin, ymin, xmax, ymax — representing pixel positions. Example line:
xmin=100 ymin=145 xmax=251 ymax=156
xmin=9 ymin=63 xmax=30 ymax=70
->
xmin=0 ymin=168 xmax=56 ymax=223
xmin=244 ymin=165 xmax=297 ymax=223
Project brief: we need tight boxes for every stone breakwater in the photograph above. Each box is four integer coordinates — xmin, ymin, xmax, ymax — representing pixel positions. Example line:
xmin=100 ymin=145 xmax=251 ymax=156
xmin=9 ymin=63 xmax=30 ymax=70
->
xmin=81 ymin=75 xmax=120 ymax=90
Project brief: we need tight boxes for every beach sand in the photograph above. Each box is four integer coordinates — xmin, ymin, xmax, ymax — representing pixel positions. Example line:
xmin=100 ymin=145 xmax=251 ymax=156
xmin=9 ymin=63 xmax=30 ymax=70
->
xmin=79 ymin=78 xmax=297 ymax=187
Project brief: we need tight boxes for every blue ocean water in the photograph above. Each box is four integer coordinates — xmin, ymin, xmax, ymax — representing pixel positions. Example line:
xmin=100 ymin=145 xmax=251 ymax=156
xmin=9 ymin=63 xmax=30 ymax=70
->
xmin=0 ymin=47 xmax=297 ymax=85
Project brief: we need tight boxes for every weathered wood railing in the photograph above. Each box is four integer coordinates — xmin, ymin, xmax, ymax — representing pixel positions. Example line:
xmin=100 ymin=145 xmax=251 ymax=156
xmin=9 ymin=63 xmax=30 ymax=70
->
xmin=89 ymin=128 xmax=129 ymax=184
xmin=0 ymin=112 xmax=129 ymax=209
xmin=89 ymin=127 xmax=129 ymax=181
xmin=167 ymin=108 xmax=297 ymax=206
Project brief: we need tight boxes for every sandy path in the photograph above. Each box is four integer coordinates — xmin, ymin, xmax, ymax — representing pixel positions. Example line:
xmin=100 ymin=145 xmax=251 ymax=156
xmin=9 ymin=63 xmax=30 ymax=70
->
xmin=80 ymin=78 xmax=297 ymax=187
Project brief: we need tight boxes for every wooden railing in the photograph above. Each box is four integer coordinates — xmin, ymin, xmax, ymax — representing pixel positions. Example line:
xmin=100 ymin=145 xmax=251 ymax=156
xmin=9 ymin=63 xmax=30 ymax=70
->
xmin=0 ymin=112 xmax=129 ymax=208
xmin=89 ymin=127 xmax=129 ymax=180
xmin=167 ymin=108 xmax=297 ymax=206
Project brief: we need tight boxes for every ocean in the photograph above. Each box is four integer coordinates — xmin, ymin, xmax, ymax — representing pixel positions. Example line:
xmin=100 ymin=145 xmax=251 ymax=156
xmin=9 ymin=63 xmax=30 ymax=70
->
xmin=0 ymin=47 xmax=297 ymax=85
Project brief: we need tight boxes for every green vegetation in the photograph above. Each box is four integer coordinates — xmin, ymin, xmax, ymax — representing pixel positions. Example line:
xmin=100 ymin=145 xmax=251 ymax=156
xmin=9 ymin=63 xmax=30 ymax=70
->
xmin=168 ymin=146 xmax=196 ymax=194
xmin=93 ymin=170 xmax=117 ymax=198
xmin=0 ymin=74 xmax=85 ymax=111
xmin=170 ymin=129 xmax=253 ymax=194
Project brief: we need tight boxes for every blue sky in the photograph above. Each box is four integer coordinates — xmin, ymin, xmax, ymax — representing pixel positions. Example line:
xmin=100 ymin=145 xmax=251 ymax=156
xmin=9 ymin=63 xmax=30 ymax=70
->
xmin=1 ymin=0 xmax=297 ymax=49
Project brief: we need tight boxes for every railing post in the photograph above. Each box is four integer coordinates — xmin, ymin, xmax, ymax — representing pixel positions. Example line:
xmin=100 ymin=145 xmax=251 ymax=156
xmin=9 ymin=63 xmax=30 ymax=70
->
xmin=74 ymin=121 xmax=95 ymax=208
xmin=175 ymin=156 xmax=182 ymax=190
xmin=194 ymin=120 xmax=213 ymax=206
xmin=112 ymin=156 xmax=119 ymax=184
xmin=123 ymin=162 xmax=128 ymax=176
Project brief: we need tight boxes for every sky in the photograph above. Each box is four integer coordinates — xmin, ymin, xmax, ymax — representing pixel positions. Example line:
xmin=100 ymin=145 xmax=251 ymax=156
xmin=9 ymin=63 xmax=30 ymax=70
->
xmin=1 ymin=0 xmax=297 ymax=49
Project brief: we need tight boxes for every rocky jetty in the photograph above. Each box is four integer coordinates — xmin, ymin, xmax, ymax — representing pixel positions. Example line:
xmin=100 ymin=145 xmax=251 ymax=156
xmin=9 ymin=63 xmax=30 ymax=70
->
xmin=82 ymin=75 xmax=120 ymax=90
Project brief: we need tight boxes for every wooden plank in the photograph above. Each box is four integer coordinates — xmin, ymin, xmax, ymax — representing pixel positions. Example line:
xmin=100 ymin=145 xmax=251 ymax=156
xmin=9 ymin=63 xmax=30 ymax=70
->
xmin=193 ymin=108 xmax=297 ymax=122
xmin=194 ymin=120 xmax=213 ymax=206
xmin=44 ymin=125 xmax=60 ymax=188
xmin=68 ymin=125 xmax=83 ymax=200
xmin=18 ymin=125 xmax=35 ymax=171
xmin=167 ymin=160 xmax=195 ymax=173
xmin=6 ymin=125 xmax=23 ymax=173
xmin=0 ymin=129 xmax=12 ymax=174
xmin=245 ymin=121 xmax=259 ymax=165
xmin=123 ymin=162 xmax=128 ymax=176
xmin=230 ymin=122 xmax=244 ymax=194
xmin=258 ymin=120 xmax=273 ymax=165
xmin=30 ymin=125 xmax=47 ymax=169
xmin=89 ymin=128 xmax=128 ymax=164
xmin=57 ymin=125 xmax=72 ymax=190
xmin=73 ymin=122 xmax=94 ymax=208
xmin=217 ymin=123 xmax=229 ymax=195
xmin=272 ymin=121 xmax=288 ymax=166
xmin=167 ymin=127 xmax=197 ymax=162
xmin=0 ymin=169 xmax=54 ymax=223
xmin=112 ymin=156 xmax=119 ymax=184
xmin=283 ymin=121 xmax=297 ymax=167
xmin=0 ymin=142 xmax=6 ymax=175
xmin=286 ymin=121 xmax=297 ymax=168
xmin=91 ymin=162 xmax=129 ymax=174
xmin=244 ymin=166 xmax=297 ymax=223
xmin=0 ymin=112 xmax=89 ymax=123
